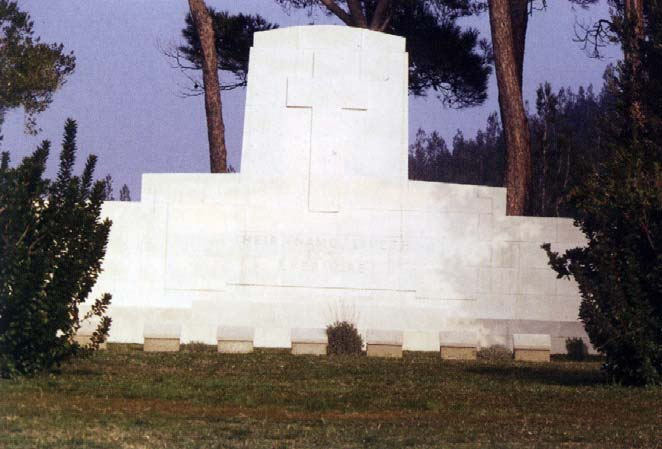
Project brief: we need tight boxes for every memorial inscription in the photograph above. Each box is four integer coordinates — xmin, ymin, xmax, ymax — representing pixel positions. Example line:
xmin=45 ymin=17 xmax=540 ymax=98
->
xmin=237 ymin=232 xmax=409 ymax=289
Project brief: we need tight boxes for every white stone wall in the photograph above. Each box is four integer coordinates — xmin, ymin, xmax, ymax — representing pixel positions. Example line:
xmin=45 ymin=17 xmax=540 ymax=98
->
xmin=91 ymin=26 xmax=590 ymax=353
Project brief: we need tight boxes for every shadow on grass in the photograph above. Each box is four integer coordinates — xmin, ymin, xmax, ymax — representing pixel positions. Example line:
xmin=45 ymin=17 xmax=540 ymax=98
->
xmin=466 ymin=362 xmax=608 ymax=387
xmin=67 ymin=367 xmax=102 ymax=376
xmin=107 ymin=343 xmax=143 ymax=352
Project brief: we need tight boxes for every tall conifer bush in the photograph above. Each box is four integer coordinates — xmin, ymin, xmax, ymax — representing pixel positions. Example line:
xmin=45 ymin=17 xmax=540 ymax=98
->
xmin=0 ymin=119 xmax=112 ymax=377
xmin=543 ymin=1 xmax=662 ymax=385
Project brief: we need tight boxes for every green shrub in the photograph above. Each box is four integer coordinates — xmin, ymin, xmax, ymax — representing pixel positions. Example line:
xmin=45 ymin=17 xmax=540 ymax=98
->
xmin=544 ymin=143 xmax=661 ymax=384
xmin=477 ymin=345 xmax=512 ymax=361
xmin=326 ymin=321 xmax=363 ymax=356
xmin=0 ymin=119 xmax=112 ymax=377
xmin=565 ymin=338 xmax=589 ymax=361
xmin=543 ymin=139 xmax=661 ymax=384
xmin=543 ymin=2 xmax=662 ymax=385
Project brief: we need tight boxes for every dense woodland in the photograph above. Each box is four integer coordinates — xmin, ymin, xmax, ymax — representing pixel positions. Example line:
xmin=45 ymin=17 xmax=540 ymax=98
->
xmin=409 ymin=82 xmax=611 ymax=217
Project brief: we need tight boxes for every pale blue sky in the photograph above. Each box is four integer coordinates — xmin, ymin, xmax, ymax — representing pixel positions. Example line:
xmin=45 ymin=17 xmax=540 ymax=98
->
xmin=2 ymin=0 xmax=619 ymax=199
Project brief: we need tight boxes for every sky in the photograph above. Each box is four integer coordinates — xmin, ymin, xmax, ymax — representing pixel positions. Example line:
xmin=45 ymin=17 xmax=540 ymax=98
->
xmin=2 ymin=0 xmax=620 ymax=199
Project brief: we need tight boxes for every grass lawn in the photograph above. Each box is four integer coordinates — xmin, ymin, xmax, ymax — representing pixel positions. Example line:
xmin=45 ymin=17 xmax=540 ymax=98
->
xmin=1 ymin=344 xmax=660 ymax=448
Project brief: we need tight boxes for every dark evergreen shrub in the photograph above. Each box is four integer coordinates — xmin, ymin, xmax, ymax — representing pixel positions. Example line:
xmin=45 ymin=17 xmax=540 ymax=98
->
xmin=544 ymin=1 xmax=662 ymax=386
xmin=0 ymin=119 xmax=112 ymax=377
xmin=565 ymin=338 xmax=588 ymax=361
xmin=543 ymin=143 xmax=661 ymax=384
xmin=326 ymin=321 xmax=363 ymax=356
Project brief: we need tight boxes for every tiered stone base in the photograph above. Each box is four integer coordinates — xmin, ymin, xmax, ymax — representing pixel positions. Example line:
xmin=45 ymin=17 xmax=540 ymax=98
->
xmin=441 ymin=346 xmax=476 ymax=360
xmin=218 ymin=341 xmax=253 ymax=354
xmin=73 ymin=334 xmax=107 ymax=350
xmin=292 ymin=342 xmax=327 ymax=355
xmin=144 ymin=338 xmax=180 ymax=352
xmin=515 ymin=349 xmax=550 ymax=362
xmin=367 ymin=344 xmax=402 ymax=358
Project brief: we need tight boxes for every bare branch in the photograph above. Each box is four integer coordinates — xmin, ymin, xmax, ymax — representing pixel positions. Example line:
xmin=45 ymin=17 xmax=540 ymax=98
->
xmin=346 ymin=0 xmax=368 ymax=27
xmin=161 ymin=44 xmax=200 ymax=71
xmin=573 ymin=17 xmax=615 ymax=59
xmin=528 ymin=0 xmax=547 ymax=14
xmin=377 ymin=15 xmax=391 ymax=32
xmin=319 ymin=0 xmax=354 ymax=26
xmin=160 ymin=39 xmax=246 ymax=98
xmin=370 ymin=0 xmax=391 ymax=31
xmin=568 ymin=0 xmax=600 ymax=9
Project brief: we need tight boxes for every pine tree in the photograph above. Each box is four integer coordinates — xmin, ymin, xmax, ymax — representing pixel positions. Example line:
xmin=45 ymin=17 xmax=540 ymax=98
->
xmin=103 ymin=174 xmax=114 ymax=200
xmin=119 ymin=184 xmax=131 ymax=201
xmin=0 ymin=1 xmax=75 ymax=136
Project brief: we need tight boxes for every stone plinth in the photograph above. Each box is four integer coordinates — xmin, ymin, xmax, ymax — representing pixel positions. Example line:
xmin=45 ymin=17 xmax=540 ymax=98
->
xmin=291 ymin=328 xmax=328 ymax=355
xmin=143 ymin=323 xmax=181 ymax=352
xmin=439 ymin=331 xmax=478 ymax=360
xmin=441 ymin=346 xmax=476 ymax=360
xmin=217 ymin=326 xmax=254 ymax=354
xmin=513 ymin=333 xmax=551 ymax=362
xmin=72 ymin=334 xmax=107 ymax=350
xmin=367 ymin=330 xmax=403 ymax=358
xmin=73 ymin=320 xmax=107 ymax=350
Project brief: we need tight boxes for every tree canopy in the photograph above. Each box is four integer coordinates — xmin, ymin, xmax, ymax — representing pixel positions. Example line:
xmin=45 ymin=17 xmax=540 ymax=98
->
xmin=176 ymin=0 xmax=491 ymax=108
xmin=169 ymin=9 xmax=277 ymax=94
xmin=408 ymin=82 xmax=614 ymax=218
xmin=0 ymin=0 xmax=75 ymax=137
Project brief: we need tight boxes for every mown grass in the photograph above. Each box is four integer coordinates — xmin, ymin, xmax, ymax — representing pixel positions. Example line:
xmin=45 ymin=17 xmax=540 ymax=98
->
xmin=0 ymin=344 xmax=660 ymax=448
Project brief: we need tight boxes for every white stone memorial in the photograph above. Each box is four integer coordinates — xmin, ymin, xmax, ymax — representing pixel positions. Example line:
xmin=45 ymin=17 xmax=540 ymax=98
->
xmin=92 ymin=25 xmax=590 ymax=353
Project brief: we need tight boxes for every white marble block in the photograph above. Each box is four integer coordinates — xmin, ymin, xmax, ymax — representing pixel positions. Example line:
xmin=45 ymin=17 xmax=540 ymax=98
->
xmin=217 ymin=326 xmax=254 ymax=354
xmin=254 ymin=327 xmax=291 ymax=349
xmin=143 ymin=323 xmax=181 ymax=352
xmin=367 ymin=329 xmax=403 ymax=358
xmin=291 ymin=328 xmax=328 ymax=355
xmin=513 ymin=333 xmax=551 ymax=362
xmin=403 ymin=331 xmax=440 ymax=352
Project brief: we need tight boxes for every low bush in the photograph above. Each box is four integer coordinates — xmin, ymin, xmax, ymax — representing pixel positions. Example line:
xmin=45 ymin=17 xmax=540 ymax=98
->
xmin=565 ymin=338 xmax=589 ymax=361
xmin=326 ymin=321 xmax=363 ymax=356
xmin=182 ymin=342 xmax=215 ymax=352
xmin=477 ymin=345 xmax=512 ymax=361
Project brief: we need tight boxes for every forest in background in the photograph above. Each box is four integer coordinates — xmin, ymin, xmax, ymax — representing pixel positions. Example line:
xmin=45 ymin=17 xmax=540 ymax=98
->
xmin=409 ymin=81 xmax=611 ymax=217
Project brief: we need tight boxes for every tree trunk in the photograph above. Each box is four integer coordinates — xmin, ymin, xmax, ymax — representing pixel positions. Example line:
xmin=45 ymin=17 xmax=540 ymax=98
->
xmin=370 ymin=0 xmax=392 ymax=31
xmin=320 ymin=0 xmax=392 ymax=31
xmin=623 ymin=0 xmax=645 ymax=128
xmin=510 ymin=0 xmax=528 ymax=88
xmin=489 ymin=0 xmax=531 ymax=216
xmin=188 ymin=0 xmax=227 ymax=173
xmin=346 ymin=0 xmax=368 ymax=28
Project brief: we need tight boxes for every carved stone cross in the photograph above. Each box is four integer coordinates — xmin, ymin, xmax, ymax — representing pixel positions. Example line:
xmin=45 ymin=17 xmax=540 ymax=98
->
xmin=286 ymin=77 xmax=370 ymax=212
